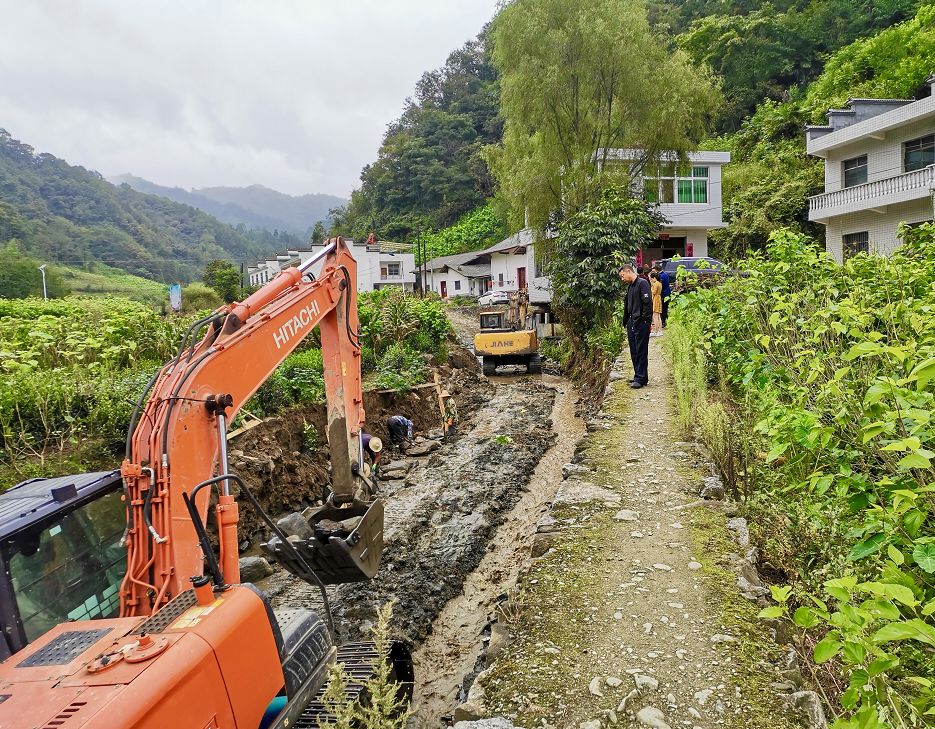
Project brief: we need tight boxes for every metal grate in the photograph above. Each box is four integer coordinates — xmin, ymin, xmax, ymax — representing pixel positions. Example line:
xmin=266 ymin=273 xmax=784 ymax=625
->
xmin=17 ymin=630 xmax=109 ymax=668
xmin=136 ymin=590 xmax=197 ymax=634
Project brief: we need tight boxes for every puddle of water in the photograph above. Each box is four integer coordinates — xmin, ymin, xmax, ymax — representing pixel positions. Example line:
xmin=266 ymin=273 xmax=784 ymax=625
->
xmin=409 ymin=374 xmax=585 ymax=723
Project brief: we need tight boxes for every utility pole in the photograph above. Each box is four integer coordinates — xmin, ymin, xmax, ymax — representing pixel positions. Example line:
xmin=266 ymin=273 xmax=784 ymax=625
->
xmin=38 ymin=264 xmax=48 ymax=300
xmin=417 ymin=227 xmax=424 ymax=299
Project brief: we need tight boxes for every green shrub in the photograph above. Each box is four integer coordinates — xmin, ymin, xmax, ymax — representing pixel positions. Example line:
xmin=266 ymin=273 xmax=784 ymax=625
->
xmin=668 ymin=226 xmax=935 ymax=724
xmin=540 ymin=337 xmax=570 ymax=366
xmin=181 ymin=282 xmax=222 ymax=313
xmin=280 ymin=349 xmax=325 ymax=404
xmin=0 ymin=288 xmax=451 ymax=477
xmin=372 ymin=343 xmax=426 ymax=392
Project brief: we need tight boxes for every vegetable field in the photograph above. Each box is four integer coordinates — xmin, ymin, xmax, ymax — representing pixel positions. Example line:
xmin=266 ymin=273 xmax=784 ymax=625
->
xmin=0 ymin=289 xmax=450 ymax=486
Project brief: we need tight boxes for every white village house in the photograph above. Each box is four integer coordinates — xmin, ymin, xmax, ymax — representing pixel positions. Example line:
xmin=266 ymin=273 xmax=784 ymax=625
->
xmin=418 ymin=252 xmax=491 ymax=299
xmin=806 ymin=75 xmax=935 ymax=261
xmin=420 ymin=147 xmax=730 ymax=301
xmin=248 ymin=239 xmax=416 ymax=293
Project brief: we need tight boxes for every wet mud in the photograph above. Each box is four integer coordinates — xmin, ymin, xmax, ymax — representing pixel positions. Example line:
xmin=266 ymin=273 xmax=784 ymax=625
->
xmin=409 ymin=375 xmax=585 ymax=722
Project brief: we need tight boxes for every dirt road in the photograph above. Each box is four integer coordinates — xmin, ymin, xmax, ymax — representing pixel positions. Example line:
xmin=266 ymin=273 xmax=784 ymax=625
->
xmin=475 ymin=340 xmax=804 ymax=729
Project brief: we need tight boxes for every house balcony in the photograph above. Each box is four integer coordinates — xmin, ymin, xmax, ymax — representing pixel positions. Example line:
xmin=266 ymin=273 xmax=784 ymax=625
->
xmin=809 ymin=165 xmax=935 ymax=222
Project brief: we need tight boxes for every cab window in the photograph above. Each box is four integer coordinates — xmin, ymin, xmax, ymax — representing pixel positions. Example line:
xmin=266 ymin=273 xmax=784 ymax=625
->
xmin=480 ymin=313 xmax=503 ymax=330
xmin=4 ymin=491 xmax=125 ymax=642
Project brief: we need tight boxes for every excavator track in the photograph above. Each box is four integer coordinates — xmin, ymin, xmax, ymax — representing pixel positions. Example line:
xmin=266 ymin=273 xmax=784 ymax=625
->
xmin=292 ymin=642 xmax=380 ymax=726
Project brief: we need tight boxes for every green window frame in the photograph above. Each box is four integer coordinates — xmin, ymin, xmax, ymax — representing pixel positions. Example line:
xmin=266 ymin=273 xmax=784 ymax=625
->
xmin=647 ymin=165 xmax=708 ymax=204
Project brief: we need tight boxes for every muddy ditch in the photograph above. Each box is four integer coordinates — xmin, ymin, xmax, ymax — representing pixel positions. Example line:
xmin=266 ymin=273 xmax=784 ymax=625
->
xmin=229 ymin=337 xmax=588 ymax=722
xmin=257 ymin=374 xmax=556 ymax=637
xmin=410 ymin=375 xmax=585 ymax=724
xmin=250 ymin=372 xmax=585 ymax=722
xmin=228 ymin=355 xmax=486 ymax=549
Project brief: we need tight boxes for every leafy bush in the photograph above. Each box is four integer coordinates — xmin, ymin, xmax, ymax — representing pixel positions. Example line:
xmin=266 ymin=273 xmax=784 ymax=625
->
xmin=0 ymin=297 xmax=195 ymax=479
xmin=667 ymin=227 xmax=935 ymax=725
xmin=0 ymin=287 xmax=451 ymax=480
xmin=418 ymin=203 xmax=508 ymax=262
xmin=539 ymin=337 xmax=569 ymax=366
xmin=372 ymin=343 xmax=426 ymax=392
xmin=279 ymin=349 xmax=325 ymax=405
xmin=181 ymin=282 xmax=223 ymax=313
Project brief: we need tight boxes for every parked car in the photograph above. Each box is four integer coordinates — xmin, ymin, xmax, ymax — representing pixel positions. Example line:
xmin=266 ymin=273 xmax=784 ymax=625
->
xmin=478 ymin=290 xmax=510 ymax=306
xmin=657 ymin=257 xmax=736 ymax=291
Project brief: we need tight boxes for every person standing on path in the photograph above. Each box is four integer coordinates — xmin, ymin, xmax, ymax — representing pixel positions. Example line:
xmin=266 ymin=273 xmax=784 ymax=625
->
xmin=650 ymin=270 xmax=663 ymax=337
xmin=653 ymin=262 xmax=671 ymax=327
xmin=619 ymin=264 xmax=652 ymax=388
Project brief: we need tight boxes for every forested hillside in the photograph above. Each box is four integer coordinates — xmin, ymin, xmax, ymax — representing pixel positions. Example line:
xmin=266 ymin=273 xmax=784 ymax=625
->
xmin=0 ymin=130 xmax=290 ymax=282
xmin=330 ymin=0 xmax=933 ymax=261
xmin=330 ymin=32 xmax=502 ymax=244
xmin=709 ymin=3 xmax=935 ymax=257
xmin=648 ymin=0 xmax=925 ymax=131
xmin=110 ymin=174 xmax=344 ymax=235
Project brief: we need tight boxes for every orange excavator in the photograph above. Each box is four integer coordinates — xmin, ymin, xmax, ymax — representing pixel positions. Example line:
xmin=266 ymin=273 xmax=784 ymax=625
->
xmin=0 ymin=238 xmax=410 ymax=728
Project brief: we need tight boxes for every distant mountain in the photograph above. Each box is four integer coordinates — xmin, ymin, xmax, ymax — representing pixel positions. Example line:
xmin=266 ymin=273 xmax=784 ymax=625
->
xmin=0 ymin=129 xmax=300 ymax=282
xmin=110 ymin=175 xmax=346 ymax=235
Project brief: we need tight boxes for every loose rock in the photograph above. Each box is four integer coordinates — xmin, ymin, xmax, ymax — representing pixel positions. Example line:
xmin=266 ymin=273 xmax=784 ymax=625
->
xmin=276 ymin=512 xmax=313 ymax=540
xmin=636 ymin=706 xmax=672 ymax=729
xmin=239 ymin=556 xmax=274 ymax=582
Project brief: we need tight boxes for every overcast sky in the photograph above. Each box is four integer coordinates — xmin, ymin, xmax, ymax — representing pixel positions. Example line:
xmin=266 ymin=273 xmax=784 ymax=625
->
xmin=0 ymin=1 xmax=499 ymax=198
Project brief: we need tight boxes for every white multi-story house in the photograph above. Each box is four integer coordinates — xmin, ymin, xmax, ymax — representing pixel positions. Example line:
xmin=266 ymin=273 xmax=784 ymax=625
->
xmin=601 ymin=148 xmax=730 ymax=262
xmin=248 ymin=240 xmax=415 ymax=293
xmin=476 ymin=148 xmax=729 ymax=306
xmin=482 ymin=229 xmax=552 ymax=304
xmin=806 ymin=76 xmax=935 ymax=261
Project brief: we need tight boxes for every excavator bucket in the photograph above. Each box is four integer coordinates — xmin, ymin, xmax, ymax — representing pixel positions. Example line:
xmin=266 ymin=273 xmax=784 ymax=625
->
xmin=262 ymin=498 xmax=384 ymax=585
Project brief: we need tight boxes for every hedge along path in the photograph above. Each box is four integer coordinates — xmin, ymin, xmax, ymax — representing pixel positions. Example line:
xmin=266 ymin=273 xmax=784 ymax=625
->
xmin=479 ymin=340 xmax=805 ymax=729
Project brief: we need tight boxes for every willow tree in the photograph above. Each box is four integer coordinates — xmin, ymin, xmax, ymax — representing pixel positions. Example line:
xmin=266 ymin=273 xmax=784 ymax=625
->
xmin=486 ymin=0 xmax=720 ymax=229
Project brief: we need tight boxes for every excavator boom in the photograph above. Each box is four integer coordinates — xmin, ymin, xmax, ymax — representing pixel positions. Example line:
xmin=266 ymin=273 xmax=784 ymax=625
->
xmin=0 ymin=238 xmax=404 ymax=729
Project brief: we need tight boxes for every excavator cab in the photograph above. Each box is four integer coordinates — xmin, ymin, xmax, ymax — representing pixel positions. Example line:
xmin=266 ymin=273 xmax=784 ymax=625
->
xmin=0 ymin=471 xmax=125 ymax=657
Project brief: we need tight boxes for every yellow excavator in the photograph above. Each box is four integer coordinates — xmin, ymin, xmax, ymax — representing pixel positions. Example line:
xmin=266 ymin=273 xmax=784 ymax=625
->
xmin=473 ymin=289 xmax=541 ymax=376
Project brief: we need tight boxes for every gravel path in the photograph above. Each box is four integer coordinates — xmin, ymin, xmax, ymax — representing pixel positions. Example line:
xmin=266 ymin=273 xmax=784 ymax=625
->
xmin=474 ymin=340 xmax=804 ymax=729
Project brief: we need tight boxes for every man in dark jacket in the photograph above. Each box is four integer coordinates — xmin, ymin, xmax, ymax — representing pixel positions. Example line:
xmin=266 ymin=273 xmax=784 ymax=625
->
xmin=619 ymin=263 xmax=652 ymax=388
xmin=652 ymin=262 xmax=671 ymax=327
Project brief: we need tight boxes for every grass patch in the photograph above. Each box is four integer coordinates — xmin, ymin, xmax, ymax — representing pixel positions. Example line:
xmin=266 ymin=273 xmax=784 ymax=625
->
xmin=59 ymin=263 xmax=169 ymax=307
xmin=688 ymin=506 xmax=803 ymax=729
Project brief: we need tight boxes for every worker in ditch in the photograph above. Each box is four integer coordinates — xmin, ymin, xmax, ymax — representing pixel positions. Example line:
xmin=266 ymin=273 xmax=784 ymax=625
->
xmin=386 ymin=414 xmax=414 ymax=452
xmin=442 ymin=390 xmax=459 ymax=439
xmin=360 ymin=433 xmax=383 ymax=478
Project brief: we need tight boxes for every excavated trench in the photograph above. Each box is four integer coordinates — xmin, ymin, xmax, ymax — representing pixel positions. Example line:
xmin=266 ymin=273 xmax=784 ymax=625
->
xmin=409 ymin=374 xmax=585 ymax=723
xmin=242 ymin=352 xmax=584 ymax=723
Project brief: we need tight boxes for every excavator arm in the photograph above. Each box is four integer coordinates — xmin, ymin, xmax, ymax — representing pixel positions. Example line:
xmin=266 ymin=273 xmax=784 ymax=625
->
xmin=120 ymin=238 xmax=373 ymax=616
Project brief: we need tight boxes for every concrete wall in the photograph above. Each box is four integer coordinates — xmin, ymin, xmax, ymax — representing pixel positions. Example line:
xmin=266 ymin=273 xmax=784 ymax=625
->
xmin=823 ymin=198 xmax=932 ymax=261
